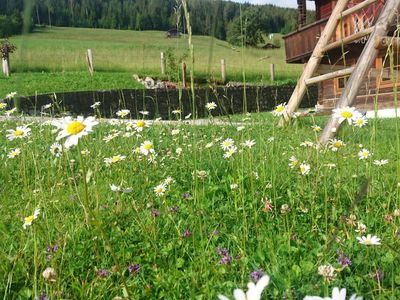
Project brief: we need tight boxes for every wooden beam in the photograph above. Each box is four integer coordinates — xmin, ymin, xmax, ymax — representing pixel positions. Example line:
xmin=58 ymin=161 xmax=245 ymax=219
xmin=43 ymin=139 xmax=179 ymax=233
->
xmin=374 ymin=36 xmax=400 ymax=50
xmin=319 ymin=0 xmax=400 ymax=144
xmin=339 ymin=0 xmax=379 ymax=19
xmin=322 ymin=27 xmax=374 ymax=52
xmin=306 ymin=67 xmax=354 ymax=85
xmin=316 ymin=64 xmax=391 ymax=78
xmin=281 ymin=0 xmax=350 ymax=123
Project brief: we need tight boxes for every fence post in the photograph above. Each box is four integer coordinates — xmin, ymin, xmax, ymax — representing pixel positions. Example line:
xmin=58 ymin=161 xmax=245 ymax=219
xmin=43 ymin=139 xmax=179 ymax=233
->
xmin=160 ymin=52 xmax=166 ymax=75
xmin=2 ymin=57 xmax=10 ymax=77
xmin=221 ymin=59 xmax=226 ymax=84
xmin=87 ymin=49 xmax=94 ymax=76
xmin=270 ymin=63 xmax=275 ymax=82
xmin=181 ymin=62 xmax=187 ymax=88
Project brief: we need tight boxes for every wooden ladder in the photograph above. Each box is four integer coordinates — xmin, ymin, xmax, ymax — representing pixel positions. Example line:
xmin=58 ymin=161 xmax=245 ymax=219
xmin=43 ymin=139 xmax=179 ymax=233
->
xmin=281 ymin=0 xmax=400 ymax=143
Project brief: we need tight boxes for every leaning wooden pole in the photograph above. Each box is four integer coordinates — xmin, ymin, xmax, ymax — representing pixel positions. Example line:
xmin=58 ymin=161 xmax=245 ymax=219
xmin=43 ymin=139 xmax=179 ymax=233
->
xmin=281 ymin=0 xmax=350 ymax=124
xmin=319 ymin=0 xmax=400 ymax=144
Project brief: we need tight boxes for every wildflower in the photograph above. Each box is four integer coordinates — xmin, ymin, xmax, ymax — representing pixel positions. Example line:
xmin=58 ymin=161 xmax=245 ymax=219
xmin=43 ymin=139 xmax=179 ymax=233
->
xmin=110 ymin=184 xmax=121 ymax=192
xmin=318 ymin=264 xmax=336 ymax=282
xmin=108 ymin=119 xmax=121 ymax=126
xmin=329 ymin=139 xmax=345 ymax=151
xmin=96 ymin=269 xmax=109 ymax=278
xmin=36 ymin=291 xmax=49 ymax=300
xmin=218 ymin=275 xmax=269 ymax=300
xmin=127 ymin=264 xmax=140 ymax=274
xmin=355 ymin=222 xmax=367 ymax=234
xmin=384 ymin=213 xmax=393 ymax=223
xmin=346 ymin=215 xmax=357 ymax=227
xmin=182 ymin=228 xmax=191 ymax=238
xmin=164 ymin=176 xmax=174 ymax=185
xmin=5 ymin=107 xmax=17 ymax=116
xmin=300 ymin=163 xmax=310 ymax=175
xmin=104 ymin=155 xmax=126 ymax=166
xmin=116 ymin=109 xmax=130 ymax=118
xmin=140 ymin=140 xmax=155 ymax=156
xmin=370 ymin=270 xmax=384 ymax=282
xmin=272 ymin=103 xmax=287 ymax=116
xmin=300 ymin=141 xmax=314 ymax=147
xmin=304 ymin=287 xmax=362 ymax=300
xmin=154 ymin=183 xmax=167 ymax=196
xmin=373 ymin=159 xmax=388 ymax=166
xmin=42 ymin=267 xmax=57 ymax=282
xmin=241 ymin=140 xmax=256 ymax=149
xmin=185 ymin=113 xmax=192 ymax=119
xmin=6 ymin=92 xmax=17 ymax=99
xmin=324 ymin=163 xmax=337 ymax=169
xmin=50 ymin=142 xmax=63 ymax=157
xmin=289 ymin=156 xmax=300 ymax=169
xmin=132 ymin=119 xmax=150 ymax=132
xmin=7 ymin=148 xmax=21 ymax=159
xmin=332 ymin=106 xmax=360 ymax=125
xmin=250 ymin=269 xmax=265 ymax=282
xmin=171 ymin=129 xmax=180 ymax=135
xmin=237 ymin=126 xmax=245 ymax=131
xmin=221 ymin=138 xmax=235 ymax=150
xmin=281 ymin=204 xmax=291 ymax=214
xmin=206 ymin=102 xmax=217 ymax=111
xmin=103 ymin=132 xmax=120 ymax=143
xmin=205 ymin=142 xmax=214 ymax=148
xmin=90 ymin=102 xmax=101 ymax=109
xmin=139 ymin=110 xmax=149 ymax=116
xmin=394 ymin=209 xmax=400 ymax=217
xmin=151 ymin=209 xmax=160 ymax=218
xmin=357 ymin=234 xmax=381 ymax=246
xmin=224 ymin=146 xmax=237 ymax=159
xmin=263 ymin=199 xmax=273 ymax=212
xmin=6 ymin=126 xmax=31 ymax=140
xmin=176 ymin=147 xmax=183 ymax=155
xmin=230 ymin=183 xmax=238 ymax=190
xmin=23 ymin=208 xmax=40 ymax=229
xmin=81 ymin=149 xmax=90 ymax=156
xmin=217 ymin=247 xmax=232 ymax=265
xmin=311 ymin=125 xmax=322 ymax=132
xmin=352 ymin=115 xmax=368 ymax=127
xmin=42 ymin=103 xmax=52 ymax=110
xmin=52 ymin=116 xmax=98 ymax=148
xmin=0 ymin=102 xmax=6 ymax=109
xmin=172 ymin=109 xmax=181 ymax=115
xmin=358 ymin=149 xmax=371 ymax=160
xmin=336 ymin=249 xmax=352 ymax=267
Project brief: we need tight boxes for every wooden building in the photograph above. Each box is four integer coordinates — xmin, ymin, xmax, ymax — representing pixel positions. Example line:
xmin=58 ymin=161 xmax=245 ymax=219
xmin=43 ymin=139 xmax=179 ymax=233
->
xmin=283 ymin=0 xmax=400 ymax=112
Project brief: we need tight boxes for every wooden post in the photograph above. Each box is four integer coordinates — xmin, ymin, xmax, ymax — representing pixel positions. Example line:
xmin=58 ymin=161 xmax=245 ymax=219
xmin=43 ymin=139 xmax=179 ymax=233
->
xmin=221 ymin=59 xmax=226 ymax=84
xmin=319 ymin=0 xmax=400 ymax=144
xmin=374 ymin=36 xmax=400 ymax=50
xmin=2 ymin=57 xmax=10 ymax=77
xmin=86 ymin=49 xmax=94 ymax=75
xmin=270 ymin=63 xmax=275 ymax=82
xmin=160 ymin=52 xmax=166 ymax=75
xmin=281 ymin=0 xmax=350 ymax=124
xmin=181 ymin=62 xmax=187 ymax=88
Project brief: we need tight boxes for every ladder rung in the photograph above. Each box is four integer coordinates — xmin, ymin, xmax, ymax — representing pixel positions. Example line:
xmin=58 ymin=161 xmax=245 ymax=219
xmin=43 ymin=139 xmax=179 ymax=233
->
xmin=338 ymin=0 xmax=379 ymax=19
xmin=305 ymin=67 xmax=354 ymax=85
xmin=322 ymin=26 xmax=374 ymax=52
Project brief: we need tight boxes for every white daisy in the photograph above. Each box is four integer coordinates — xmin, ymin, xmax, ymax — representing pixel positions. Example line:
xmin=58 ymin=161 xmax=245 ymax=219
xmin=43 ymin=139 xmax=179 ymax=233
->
xmin=311 ymin=125 xmax=322 ymax=132
xmin=206 ymin=102 xmax=217 ymax=111
xmin=7 ymin=148 xmax=21 ymax=159
xmin=357 ymin=234 xmax=381 ymax=246
xmin=50 ymin=142 xmax=63 ymax=157
xmin=52 ymin=116 xmax=98 ymax=148
xmin=289 ymin=156 xmax=300 ymax=169
xmin=132 ymin=119 xmax=150 ymax=132
xmin=139 ymin=110 xmax=149 ymax=116
xmin=90 ymin=102 xmax=101 ymax=109
xmin=6 ymin=92 xmax=17 ymax=99
xmin=223 ymin=146 xmax=237 ymax=159
xmin=104 ymin=155 xmax=126 ymax=166
xmin=218 ymin=275 xmax=269 ymax=300
xmin=6 ymin=126 xmax=31 ymax=140
xmin=0 ymin=102 xmax=7 ymax=109
xmin=352 ymin=115 xmax=368 ymax=127
xmin=329 ymin=139 xmax=345 ymax=152
xmin=272 ymin=103 xmax=287 ymax=116
xmin=358 ymin=149 xmax=371 ymax=160
xmin=116 ymin=109 xmax=130 ymax=118
xmin=241 ymin=140 xmax=256 ymax=149
xmin=300 ymin=163 xmax=310 ymax=176
xmin=140 ymin=140 xmax=155 ymax=156
xmin=373 ymin=159 xmax=388 ymax=166
xmin=332 ymin=106 xmax=359 ymax=125
xmin=221 ymin=138 xmax=234 ymax=150
xmin=23 ymin=208 xmax=40 ymax=229
xmin=304 ymin=287 xmax=362 ymax=300
xmin=154 ymin=183 xmax=167 ymax=196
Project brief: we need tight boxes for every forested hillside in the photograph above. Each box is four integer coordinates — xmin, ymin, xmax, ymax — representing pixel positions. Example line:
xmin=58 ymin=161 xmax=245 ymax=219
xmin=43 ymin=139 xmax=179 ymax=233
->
xmin=0 ymin=0 xmax=314 ymax=43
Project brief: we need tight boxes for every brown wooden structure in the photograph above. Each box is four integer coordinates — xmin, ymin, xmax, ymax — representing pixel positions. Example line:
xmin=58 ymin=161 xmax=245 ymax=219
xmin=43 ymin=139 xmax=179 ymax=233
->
xmin=283 ymin=0 xmax=400 ymax=117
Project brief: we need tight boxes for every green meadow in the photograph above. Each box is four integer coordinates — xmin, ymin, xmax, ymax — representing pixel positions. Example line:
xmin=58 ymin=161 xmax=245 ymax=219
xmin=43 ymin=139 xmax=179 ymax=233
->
xmin=1 ymin=27 xmax=301 ymax=97
xmin=0 ymin=107 xmax=399 ymax=299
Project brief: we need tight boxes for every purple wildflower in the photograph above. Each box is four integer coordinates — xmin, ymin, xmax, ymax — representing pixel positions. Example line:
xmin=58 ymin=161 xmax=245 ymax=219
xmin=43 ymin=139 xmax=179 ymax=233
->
xmin=151 ymin=209 xmax=160 ymax=218
xmin=128 ymin=264 xmax=141 ymax=274
xmin=250 ymin=269 xmax=265 ymax=282
xmin=336 ymin=249 xmax=352 ymax=267
xmin=35 ymin=291 xmax=49 ymax=300
xmin=47 ymin=243 xmax=59 ymax=253
xmin=96 ymin=268 xmax=109 ymax=278
xmin=181 ymin=192 xmax=190 ymax=199
xmin=217 ymin=247 xmax=232 ymax=265
xmin=212 ymin=229 xmax=220 ymax=236
xmin=169 ymin=206 xmax=179 ymax=213
xmin=182 ymin=228 xmax=191 ymax=238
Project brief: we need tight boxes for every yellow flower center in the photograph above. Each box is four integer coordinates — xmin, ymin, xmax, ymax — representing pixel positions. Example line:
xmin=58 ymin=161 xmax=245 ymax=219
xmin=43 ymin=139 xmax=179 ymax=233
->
xmin=276 ymin=106 xmax=284 ymax=113
xmin=334 ymin=142 xmax=342 ymax=148
xmin=356 ymin=119 xmax=363 ymax=124
xmin=66 ymin=121 xmax=86 ymax=135
xmin=362 ymin=152 xmax=368 ymax=157
xmin=111 ymin=156 xmax=121 ymax=162
xmin=341 ymin=111 xmax=353 ymax=118
xmin=144 ymin=143 xmax=152 ymax=150
xmin=364 ymin=239 xmax=372 ymax=245
xmin=25 ymin=215 xmax=34 ymax=224
xmin=300 ymin=167 xmax=305 ymax=173
xmin=293 ymin=160 xmax=299 ymax=166
xmin=14 ymin=130 xmax=24 ymax=136
xmin=136 ymin=120 xmax=145 ymax=128
xmin=156 ymin=187 xmax=163 ymax=193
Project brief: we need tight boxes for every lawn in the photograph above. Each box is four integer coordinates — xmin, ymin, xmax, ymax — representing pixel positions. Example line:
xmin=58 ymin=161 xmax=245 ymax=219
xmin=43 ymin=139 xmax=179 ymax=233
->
xmin=2 ymin=27 xmax=302 ymax=96
xmin=1 ymin=103 xmax=399 ymax=299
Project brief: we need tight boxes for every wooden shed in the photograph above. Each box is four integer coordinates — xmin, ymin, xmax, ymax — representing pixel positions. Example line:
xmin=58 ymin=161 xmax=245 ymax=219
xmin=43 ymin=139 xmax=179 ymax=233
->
xmin=283 ymin=0 xmax=400 ymax=112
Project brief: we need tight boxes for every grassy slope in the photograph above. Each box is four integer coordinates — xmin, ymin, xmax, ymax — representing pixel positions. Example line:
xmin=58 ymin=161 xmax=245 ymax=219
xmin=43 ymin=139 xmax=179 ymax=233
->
xmin=1 ymin=27 xmax=302 ymax=96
